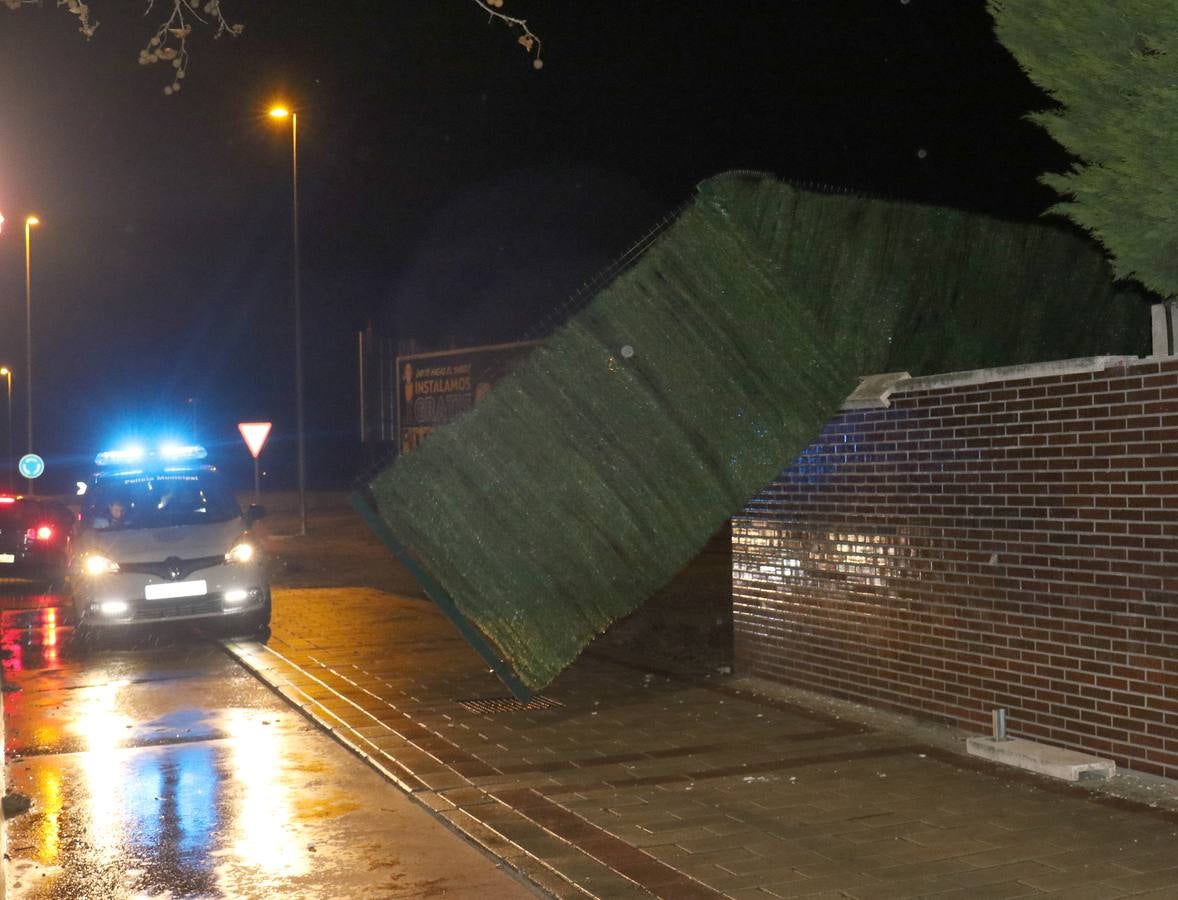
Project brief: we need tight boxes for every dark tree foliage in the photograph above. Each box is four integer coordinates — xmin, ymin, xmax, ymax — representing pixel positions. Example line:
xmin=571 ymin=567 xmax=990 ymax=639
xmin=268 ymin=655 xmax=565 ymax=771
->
xmin=990 ymin=0 xmax=1178 ymax=297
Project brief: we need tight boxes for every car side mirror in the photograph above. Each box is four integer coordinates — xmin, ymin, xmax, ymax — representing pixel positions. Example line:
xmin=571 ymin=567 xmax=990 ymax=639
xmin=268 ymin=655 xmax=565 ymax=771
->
xmin=245 ymin=504 xmax=267 ymax=525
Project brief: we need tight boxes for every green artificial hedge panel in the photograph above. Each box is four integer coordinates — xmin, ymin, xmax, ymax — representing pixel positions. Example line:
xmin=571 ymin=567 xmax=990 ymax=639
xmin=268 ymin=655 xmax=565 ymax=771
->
xmin=368 ymin=172 xmax=1148 ymax=691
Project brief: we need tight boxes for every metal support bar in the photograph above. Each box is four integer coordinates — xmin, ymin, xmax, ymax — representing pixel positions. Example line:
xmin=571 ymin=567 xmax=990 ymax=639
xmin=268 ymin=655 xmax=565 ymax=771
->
xmin=357 ymin=330 xmax=366 ymax=444
xmin=992 ymin=708 xmax=1008 ymax=741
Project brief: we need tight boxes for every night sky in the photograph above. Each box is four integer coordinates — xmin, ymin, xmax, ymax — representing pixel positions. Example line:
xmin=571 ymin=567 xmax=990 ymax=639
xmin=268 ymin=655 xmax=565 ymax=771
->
xmin=0 ymin=1 xmax=1071 ymax=491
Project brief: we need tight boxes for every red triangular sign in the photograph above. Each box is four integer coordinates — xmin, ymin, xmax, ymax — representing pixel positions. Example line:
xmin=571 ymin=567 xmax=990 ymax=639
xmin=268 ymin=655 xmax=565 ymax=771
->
xmin=238 ymin=422 xmax=272 ymax=459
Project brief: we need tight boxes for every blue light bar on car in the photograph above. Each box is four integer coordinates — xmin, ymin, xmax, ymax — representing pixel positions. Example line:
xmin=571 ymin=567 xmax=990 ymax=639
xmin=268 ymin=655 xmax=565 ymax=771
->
xmin=95 ymin=446 xmax=146 ymax=467
xmin=159 ymin=442 xmax=207 ymax=462
xmin=95 ymin=443 xmax=207 ymax=467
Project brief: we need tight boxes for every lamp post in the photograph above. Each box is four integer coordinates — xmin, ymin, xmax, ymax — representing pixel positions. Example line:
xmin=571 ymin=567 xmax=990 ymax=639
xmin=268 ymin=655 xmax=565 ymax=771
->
xmin=24 ymin=216 xmax=39 ymax=496
xmin=0 ymin=367 xmax=11 ymax=492
xmin=268 ymin=105 xmax=306 ymax=537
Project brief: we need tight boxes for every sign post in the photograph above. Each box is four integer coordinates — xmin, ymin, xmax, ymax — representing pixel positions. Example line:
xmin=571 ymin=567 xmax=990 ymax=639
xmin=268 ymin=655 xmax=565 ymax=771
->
xmin=237 ymin=422 xmax=272 ymax=504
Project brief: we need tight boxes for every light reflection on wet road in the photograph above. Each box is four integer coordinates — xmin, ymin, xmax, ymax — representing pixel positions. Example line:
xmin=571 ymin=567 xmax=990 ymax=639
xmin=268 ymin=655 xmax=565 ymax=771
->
xmin=0 ymin=587 xmax=535 ymax=899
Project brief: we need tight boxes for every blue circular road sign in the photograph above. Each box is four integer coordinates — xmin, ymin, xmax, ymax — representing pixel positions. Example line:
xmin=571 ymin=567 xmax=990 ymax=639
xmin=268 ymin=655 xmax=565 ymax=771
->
xmin=18 ymin=454 xmax=44 ymax=480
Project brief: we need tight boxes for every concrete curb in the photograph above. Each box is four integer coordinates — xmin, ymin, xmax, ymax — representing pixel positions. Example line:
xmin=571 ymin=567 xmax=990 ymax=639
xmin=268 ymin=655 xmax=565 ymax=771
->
xmin=967 ymin=736 xmax=1116 ymax=782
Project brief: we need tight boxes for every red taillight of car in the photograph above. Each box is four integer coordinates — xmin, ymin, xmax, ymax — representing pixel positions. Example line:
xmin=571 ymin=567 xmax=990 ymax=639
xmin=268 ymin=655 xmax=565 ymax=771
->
xmin=0 ymin=496 xmax=15 ymax=504
xmin=27 ymin=525 xmax=53 ymax=542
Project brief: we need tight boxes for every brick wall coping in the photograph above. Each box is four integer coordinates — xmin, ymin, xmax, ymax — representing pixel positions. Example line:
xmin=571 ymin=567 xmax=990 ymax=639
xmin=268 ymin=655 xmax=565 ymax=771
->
xmin=841 ymin=354 xmax=1142 ymax=410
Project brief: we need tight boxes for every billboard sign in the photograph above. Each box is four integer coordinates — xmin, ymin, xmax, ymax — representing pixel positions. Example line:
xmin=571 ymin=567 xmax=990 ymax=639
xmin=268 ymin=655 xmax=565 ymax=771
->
xmin=397 ymin=340 xmax=538 ymax=454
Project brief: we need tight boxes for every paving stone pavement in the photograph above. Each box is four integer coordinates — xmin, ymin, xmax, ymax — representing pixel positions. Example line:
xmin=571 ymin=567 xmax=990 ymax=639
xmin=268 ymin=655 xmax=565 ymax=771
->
xmin=222 ymin=588 xmax=1178 ymax=899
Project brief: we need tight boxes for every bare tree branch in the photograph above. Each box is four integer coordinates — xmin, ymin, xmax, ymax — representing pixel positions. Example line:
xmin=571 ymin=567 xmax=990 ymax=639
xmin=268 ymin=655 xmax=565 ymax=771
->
xmin=471 ymin=0 xmax=543 ymax=69
xmin=137 ymin=0 xmax=243 ymax=95
xmin=4 ymin=1 xmax=541 ymax=95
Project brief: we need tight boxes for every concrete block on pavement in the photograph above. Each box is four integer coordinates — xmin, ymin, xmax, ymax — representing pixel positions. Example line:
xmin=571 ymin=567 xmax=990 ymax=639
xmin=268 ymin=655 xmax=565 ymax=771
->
xmin=966 ymin=736 xmax=1115 ymax=782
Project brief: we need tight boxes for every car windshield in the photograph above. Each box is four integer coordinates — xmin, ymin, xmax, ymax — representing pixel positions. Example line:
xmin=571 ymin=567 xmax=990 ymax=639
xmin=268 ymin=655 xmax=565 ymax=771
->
xmin=83 ymin=473 xmax=239 ymax=530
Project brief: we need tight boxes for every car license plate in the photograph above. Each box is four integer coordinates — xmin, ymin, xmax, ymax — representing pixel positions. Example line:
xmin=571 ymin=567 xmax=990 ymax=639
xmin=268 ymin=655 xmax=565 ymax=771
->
xmin=0 ymin=554 xmax=13 ymax=564
xmin=145 ymin=580 xmax=207 ymax=600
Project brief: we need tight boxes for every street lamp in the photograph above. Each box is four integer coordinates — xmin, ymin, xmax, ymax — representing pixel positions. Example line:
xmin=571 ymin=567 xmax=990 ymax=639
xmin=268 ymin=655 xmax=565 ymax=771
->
xmin=24 ymin=215 xmax=39 ymax=496
xmin=268 ymin=104 xmax=307 ymax=537
xmin=0 ymin=367 xmax=11 ymax=492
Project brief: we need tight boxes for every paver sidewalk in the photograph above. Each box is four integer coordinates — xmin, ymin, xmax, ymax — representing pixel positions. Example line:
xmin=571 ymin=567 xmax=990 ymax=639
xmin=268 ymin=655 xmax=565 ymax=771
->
xmin=223 ymin=588 xmax=1178 ymax=899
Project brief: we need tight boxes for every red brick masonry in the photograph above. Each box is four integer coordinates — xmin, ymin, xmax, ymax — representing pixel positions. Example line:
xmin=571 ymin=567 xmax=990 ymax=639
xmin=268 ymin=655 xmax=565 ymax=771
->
xmin=734 ymin=355 xmax=1178 ymax=778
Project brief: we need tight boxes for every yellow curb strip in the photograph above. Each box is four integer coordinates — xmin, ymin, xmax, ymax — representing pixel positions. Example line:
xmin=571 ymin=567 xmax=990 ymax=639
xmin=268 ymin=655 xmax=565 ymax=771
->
xmin=307 ymin=653 xmax=498 ymax=775
xmin=248 ymin=641 xmax=457 ymax=772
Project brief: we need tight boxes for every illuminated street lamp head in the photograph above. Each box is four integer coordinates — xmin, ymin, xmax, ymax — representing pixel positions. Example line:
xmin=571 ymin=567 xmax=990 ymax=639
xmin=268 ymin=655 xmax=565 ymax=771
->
xmin=25 ymin=215 xmax=39 ymax=227
xmin=268 ymin=105 xmax=290 ymax=119
xmin=0 ymin=367 xmax=9 ymax=376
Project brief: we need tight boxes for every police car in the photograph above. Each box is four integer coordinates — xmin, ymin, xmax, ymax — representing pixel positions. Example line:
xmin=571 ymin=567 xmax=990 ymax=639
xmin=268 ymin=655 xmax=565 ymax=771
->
xmin=70 ymin=443 xmax=271 ymax=632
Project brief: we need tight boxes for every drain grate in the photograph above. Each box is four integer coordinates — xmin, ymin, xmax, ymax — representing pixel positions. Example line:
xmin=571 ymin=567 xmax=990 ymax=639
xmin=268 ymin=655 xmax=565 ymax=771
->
xmin=458 ymin=695 xmax=564 ymax=714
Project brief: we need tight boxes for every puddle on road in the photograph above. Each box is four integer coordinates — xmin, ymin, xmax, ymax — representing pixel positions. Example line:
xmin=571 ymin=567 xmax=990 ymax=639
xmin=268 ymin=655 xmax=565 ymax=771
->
xmin=0 ymin=593 xmax=317 ymax=897
xmin=0 ymin=586 xmax=535 ymax=899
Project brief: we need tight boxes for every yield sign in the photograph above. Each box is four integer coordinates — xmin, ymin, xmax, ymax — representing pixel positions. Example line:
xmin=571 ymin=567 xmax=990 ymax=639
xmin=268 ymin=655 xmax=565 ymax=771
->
xmin=238 ymin=422 xmax=273 ymax=459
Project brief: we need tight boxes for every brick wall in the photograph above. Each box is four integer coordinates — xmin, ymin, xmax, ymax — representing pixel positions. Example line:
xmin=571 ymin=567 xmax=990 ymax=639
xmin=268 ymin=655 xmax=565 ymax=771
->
xmin=733 ymin=355 xmax=1178 ymax=778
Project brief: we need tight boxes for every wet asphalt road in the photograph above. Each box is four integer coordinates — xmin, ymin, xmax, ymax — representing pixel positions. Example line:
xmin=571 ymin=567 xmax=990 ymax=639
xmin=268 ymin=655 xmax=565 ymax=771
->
xmin=0 ymin=586 xmax=536 ymax=899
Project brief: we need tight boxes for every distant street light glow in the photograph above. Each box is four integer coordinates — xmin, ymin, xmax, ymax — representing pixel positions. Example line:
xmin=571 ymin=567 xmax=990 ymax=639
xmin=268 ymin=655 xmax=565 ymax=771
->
xmin=268 ymin=106 xmax=289 ymax=119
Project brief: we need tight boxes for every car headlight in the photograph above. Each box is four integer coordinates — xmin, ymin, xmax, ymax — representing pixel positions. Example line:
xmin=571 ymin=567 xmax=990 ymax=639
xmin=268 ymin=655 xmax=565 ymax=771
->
xmin=225 ymin=542 xmax=256 ymax=564
xmin=83 ymin=554 xmax=120 ymax=576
